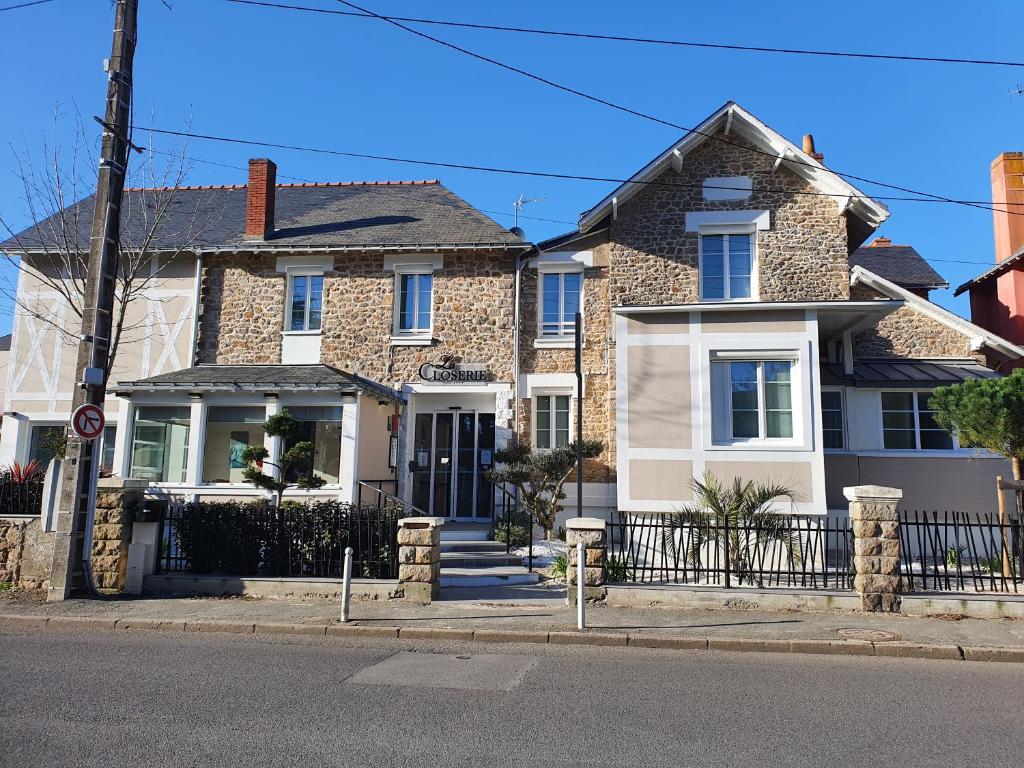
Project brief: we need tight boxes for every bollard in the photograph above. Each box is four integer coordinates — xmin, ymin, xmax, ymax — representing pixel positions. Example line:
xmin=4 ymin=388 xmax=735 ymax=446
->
xmin=341 ymin=546 xmax=353 ymax=623
xmin=576 ymin=540 xmax=585 ymax=630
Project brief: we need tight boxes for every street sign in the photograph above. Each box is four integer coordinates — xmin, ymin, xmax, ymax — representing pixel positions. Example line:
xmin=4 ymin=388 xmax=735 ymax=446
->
xmin=71 ymin=404 xmax=105 ymax=441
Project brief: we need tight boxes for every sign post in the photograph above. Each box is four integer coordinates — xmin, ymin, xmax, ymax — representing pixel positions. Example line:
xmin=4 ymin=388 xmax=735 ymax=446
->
xmin=575 ymin=311 xmax=583 ymax=518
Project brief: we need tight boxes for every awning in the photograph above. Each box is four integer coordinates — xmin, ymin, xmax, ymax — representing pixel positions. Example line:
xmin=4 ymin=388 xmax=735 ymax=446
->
xmin=114 ymin=364 xmax=405 ymax=403
xmin=821 ymin=359 xmax=1000 ymax=388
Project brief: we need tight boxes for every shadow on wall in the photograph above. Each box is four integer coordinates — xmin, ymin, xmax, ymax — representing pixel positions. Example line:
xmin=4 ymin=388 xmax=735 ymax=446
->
xmin=272 ymin=216 xmax=419 ymax=240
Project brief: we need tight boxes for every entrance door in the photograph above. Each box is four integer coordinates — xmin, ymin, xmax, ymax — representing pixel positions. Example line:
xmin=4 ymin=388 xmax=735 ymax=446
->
xmin=411 ymin=411 xmax=495 ymax=520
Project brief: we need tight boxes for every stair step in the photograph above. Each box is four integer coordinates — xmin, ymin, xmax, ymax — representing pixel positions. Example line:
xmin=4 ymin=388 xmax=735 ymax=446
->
xmin=440 ymin=541 xmax=509 ymax=554
xmin=440 ymin=566 xmax=541 ymax=587
xmin=439 ymin=525 xmax=492 ymax=542
xmin=440 ymin=552 xmax=524 ymax=568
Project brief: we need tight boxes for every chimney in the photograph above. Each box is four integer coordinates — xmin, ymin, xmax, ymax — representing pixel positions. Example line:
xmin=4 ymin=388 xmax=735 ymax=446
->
xmin=802 ymin=134 xmax=825 ymax=164
xmin=245 ymin=158 xmax=277 ymax=240
xmin=869 ymin=236 xmax=892 ymax=248
xmin=991 ymin=152 xmax=1024 ymax=263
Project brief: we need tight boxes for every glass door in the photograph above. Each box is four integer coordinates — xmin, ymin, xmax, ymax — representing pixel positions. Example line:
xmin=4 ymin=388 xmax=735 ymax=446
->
xmin=410 ymin=411 xmax=495 ymax=520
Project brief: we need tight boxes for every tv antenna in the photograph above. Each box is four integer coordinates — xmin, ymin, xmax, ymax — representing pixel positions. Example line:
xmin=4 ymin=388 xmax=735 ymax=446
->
xmin=1011 ymin=83 xmax=1024 ymax=98
xmin=513 ymin=193 xmax=546 ymax=228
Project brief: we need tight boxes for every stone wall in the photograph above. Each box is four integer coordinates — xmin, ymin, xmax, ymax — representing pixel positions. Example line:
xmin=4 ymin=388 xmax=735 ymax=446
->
xmin=851 ymin=285 xmax=980 ymax=360
xmin=607 ymin=131 xmax=850 ymax=307
xmin=518 ymin=241 xmax=615 ymax=484
xmin=0 ymin=517 xmax=53 ymax=589
xmin=197 ymin=253 xmax=284 ymax=364
xmin=89 ymin=480 xmax=145 ymax=592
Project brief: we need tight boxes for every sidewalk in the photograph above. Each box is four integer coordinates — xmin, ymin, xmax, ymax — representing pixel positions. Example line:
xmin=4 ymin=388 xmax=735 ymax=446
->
xmin=3 ymin=586 xmax=1024 ymax=662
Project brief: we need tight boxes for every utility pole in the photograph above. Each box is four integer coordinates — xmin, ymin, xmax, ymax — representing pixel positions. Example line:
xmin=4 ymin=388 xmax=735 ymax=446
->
xmin=48 ymin=0 xmax=138 ymax=601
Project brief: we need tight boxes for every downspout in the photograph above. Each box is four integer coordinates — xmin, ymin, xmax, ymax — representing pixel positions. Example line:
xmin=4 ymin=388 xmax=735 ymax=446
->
xmin=512 ymin=245 xmax=537 ymax=440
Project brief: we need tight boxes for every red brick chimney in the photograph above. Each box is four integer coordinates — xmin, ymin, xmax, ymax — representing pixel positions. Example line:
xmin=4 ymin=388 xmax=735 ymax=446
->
xmin=991 ymin=152 xmax=1024 ymax=263
xmin=868 ymin=236 xmax=892 ymax=248
xmin=245 ymin=158 xmax=277 ymax=240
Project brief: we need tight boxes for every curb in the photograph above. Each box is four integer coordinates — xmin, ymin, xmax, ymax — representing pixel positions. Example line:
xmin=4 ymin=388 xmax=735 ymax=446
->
xmin=2 ymin=613 xmax=1023 ymax=664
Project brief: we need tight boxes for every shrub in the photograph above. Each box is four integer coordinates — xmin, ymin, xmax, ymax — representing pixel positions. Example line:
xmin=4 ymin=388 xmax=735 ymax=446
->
xmin=549 ymin=553 xmax=567 ymax=579
xmin=492 ymin=522 xmax=531 ymax=547
xmin=605 ymin=555 xmax=629 ymax=583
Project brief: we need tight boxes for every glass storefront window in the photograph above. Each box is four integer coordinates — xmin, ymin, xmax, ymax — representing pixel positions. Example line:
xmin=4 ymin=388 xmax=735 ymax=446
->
xmin=203 ymin=407 xmax=266 ymax=484
xmin=129 ymin=406 xmax=190 ymax=483
xmin=282 ymin=406 xmax=344 ymax=485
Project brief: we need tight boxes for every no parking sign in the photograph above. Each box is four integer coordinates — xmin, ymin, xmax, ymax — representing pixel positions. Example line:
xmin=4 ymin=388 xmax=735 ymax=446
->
xmin=71 ymin=404 xmax=105 ymax=441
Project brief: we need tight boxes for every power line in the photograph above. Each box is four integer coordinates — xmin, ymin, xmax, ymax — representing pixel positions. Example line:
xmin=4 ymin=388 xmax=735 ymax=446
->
xmin=225 ymin=0 xmax=1021 ymax=217
xmin=0 ymin=0 xmax=57 ymax=10
xmin=331 ymin=1 xmax=1016 ymax=219
xmin=142 ymin=145 xmax=578 ymax=225
xmin=137 ymin=125 xmax=1023 ymax=211
xmin=225 ymin=0 xmax=1024 ymax=69
xmin=139 ymin=141 xmax=996 ymax=269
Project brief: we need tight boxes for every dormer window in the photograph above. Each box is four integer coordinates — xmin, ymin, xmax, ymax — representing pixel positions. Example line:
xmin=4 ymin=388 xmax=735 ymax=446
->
xmin=699 ymin=232 xmax=754 ymax=301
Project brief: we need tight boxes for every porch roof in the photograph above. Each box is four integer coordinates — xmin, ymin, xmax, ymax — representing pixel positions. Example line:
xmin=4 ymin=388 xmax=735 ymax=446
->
xmin=820 ymin=358 xmax=1000 ymax=388
xmin=114 ymin=364 xmax=405 ymax=403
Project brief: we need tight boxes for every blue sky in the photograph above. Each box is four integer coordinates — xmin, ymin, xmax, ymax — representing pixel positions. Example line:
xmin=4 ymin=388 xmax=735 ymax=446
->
xmin=2 ymin=0 xmax=1022 ymax=335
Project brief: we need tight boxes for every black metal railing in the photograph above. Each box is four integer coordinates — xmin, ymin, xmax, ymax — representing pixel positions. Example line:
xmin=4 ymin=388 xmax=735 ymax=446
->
xmin=606 ymin=512 xmax=855 ymax=590
xmin=157 ymin=499 xmax=403 ymax=579
xmin=492 ymin=483 xmax=534 ymax=571
xmin=0 ymin=476 xmax=45 ymax=517
xmin=356 ymin=479 xmax=425 ymax=517
xmin=899 ymin=510 xmax=1024 ymax=593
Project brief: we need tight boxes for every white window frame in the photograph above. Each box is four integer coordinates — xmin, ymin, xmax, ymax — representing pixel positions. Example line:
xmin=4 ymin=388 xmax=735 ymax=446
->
xmin=537 ymin=262 xmax=584 ymax=343
xmin=698 ymin=226 xmax=757 ymax=302
xmin=532 ymin=391 xmax=573 ymax=450
xmin=392 ymin=265 xmax=434 ymax=344
xmin=285 ymin=270 xmax=325 ymax=334
xmin=708 ymin=349 xmax=802 ymax=448
xmin=820 ymin=387 xmax=846 ymax=451
xmin=879 ymin=390 xmax=957 ymax=451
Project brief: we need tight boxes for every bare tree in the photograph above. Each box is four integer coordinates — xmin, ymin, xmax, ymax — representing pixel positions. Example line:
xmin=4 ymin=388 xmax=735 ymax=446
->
xmin=0 ymin=109 xmax=219 ymax=384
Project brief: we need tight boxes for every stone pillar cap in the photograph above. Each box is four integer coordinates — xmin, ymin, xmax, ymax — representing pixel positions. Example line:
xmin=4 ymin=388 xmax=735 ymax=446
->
xmin=398 ymin=516 xmax=446 ymax=528
xmin=566 ymin=516 xmax=606 ymax=531
xmin=843 ymin=485 xmax=903 ymax=502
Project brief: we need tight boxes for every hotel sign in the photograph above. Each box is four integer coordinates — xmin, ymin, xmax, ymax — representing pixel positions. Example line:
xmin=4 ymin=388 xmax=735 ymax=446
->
xmin=418 ymin=354 xmax=491 ymax=383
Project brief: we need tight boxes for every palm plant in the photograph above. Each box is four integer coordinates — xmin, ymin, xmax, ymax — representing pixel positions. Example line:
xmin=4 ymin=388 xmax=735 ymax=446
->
xmin=663 ymin=472 xmax=801 ymax=586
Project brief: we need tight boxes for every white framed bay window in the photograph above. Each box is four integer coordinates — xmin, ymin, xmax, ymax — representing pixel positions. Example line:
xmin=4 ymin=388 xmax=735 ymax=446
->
xmin=538 ymin=264 xmax=582 ymax=340
xmin=533 ymin=393 xmax=571 ymax=450
xmin=710 ymin=351 xmax=801 ymax=446
xmin=287 ymin=273 xmax=324 ymax=332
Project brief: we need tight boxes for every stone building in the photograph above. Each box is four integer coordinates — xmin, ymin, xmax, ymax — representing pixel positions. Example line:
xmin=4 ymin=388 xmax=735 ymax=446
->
xmin=1 ymin=101 xmax=1022 ymax=551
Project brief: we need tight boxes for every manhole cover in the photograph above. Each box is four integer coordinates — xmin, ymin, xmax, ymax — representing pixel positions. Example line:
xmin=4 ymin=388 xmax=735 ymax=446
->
xmin=835 ymin=628 xmax=901 ymax=642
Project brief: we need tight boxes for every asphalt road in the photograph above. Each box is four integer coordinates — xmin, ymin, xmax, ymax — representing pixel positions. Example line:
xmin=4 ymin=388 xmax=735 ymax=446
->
xmin=2 ymin=626 xmax=1022 ymax=768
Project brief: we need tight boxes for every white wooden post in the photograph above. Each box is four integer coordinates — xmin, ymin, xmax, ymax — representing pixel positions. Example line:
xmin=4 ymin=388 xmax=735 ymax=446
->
xmin=576 ymin=540 xmax=585 ymax=630
xmin=341 ymin=546 xmax=354 ymax=622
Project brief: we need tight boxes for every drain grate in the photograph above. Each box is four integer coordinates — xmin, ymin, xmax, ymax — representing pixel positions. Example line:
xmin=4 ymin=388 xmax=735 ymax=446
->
xmin=835 ymin=627 xmax=901 ymax=642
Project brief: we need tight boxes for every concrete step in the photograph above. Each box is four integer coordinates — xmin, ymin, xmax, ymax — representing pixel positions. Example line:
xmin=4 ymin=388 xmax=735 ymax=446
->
xmin=440 ymin=552 xmax=524 ymax=568
xmin=440 ymin=540 xmax=509 ymax=554
xmin=440 ymin=566 xmax=541 ymax=587
xmin=439 ymin=524 xmax=492 ymax=542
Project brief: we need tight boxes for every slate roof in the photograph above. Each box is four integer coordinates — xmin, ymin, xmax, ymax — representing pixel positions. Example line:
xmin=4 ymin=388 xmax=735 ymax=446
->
xmin=820 ymin=359 xmax=999 ymax=388
xmin=850 ymin=242 xmax=947 ymax=291
xmin=0 ymin=181 xmax=527 ymax=252
xmin=115 ymin=364 xmax=404 ymax=403
xmin=954 ymin=245 xmax=1024 ymax=296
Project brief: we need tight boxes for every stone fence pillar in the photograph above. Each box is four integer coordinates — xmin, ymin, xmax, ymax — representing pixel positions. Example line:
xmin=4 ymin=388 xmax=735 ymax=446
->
xmin=397 ymin=517 xmax=444 ymax=602
xmin=89 ymin=478 xmax=148 ymax=593
xmin=844 ymin=485 xmax=902 ymax=613
xmin=566 ymin=517 xmax=606 ymax=604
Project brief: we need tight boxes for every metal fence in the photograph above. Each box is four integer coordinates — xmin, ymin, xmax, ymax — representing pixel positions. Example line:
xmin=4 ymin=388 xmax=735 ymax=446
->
xmin=157 ymin=500 xmax=403 ymax=579
xmin=606 ymin=512 xmax=854 ymax=590
xmin=899 ymin=510 xmax=1024 ymax=593
xmin=0 ymin=476 xmax=44 ymax=517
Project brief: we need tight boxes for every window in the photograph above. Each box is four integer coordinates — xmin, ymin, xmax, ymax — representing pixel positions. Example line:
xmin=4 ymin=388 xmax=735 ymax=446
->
xmin=540 ymin=269 xmax=582 ymax=337
xmin=282 ymin=406 xmax=344 ymax=485
xmin=129 ymin=406 xmax=190 ymax=482
xmin=821 ymin=390 xmax=845 ymax=449
xmin=534 ymin=394 xmax=570 ymax=449
xmin=713 ymin=360 xmax=793 ymax=440
xmin=700 ymin=233 xmax=754 ymax=300
xmin=29 ymin=425 xmax=66 ymax=464
xmin=202 ymin=407 xmax=266 ymax=484
xmin=289 ymin=274 xmax=323 ymax=331
xmin=881 ymin=392 xmax=953 ymax=450
xmin=100 ymin=425 xmax=117 ymax=471
xmin=395 ymin=270 xmax=433 ymax=336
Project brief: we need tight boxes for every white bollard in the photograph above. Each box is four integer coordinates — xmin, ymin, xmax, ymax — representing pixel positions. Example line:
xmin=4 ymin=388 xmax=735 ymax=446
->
xmin=576 ymin=540 xmax=585 ymax=630
xmin=341 ymin=546 xmax=354 ymax=623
